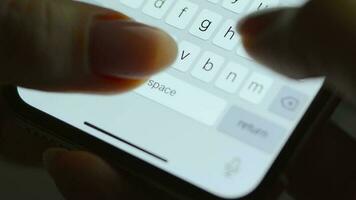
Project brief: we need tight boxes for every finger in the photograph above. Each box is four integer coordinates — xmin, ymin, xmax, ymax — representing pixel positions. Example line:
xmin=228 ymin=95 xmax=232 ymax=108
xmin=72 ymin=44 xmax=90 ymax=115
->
xmin=0 ymin=0 xmax=177 ymax=92
xmin=238 ymin=0 xmax=356 ymax=100
xmin=43 ymin=149 xmax=170 ymax=200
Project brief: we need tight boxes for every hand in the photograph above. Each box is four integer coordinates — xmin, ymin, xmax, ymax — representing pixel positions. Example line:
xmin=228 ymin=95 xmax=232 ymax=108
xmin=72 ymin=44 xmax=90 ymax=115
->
xmin=238 ymin=0 xmax=356 ymax=104
xmin=41 ymin=1 xmax=356 ymax=199
xmin=43 ymin=149 xmax=176 ymax=200
xmin=0 ymin=0 xmax=176 ymax=92
xmin=0 ymin=0 xmax=176 ymax=199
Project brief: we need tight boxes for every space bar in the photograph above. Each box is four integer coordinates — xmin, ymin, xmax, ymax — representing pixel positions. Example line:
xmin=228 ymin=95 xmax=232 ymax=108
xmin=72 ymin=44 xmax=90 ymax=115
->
xmin=135 ymin=73 xmax=227 ymax=126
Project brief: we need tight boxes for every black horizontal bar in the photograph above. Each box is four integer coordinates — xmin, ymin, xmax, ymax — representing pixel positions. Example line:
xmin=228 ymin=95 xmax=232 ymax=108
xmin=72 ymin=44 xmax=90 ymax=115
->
xmin=84 ymin=122 xmax=168 ymax=163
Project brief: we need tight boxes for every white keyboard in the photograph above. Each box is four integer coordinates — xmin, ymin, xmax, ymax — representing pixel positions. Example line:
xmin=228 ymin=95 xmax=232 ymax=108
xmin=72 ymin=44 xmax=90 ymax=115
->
xmin=100 ymin=0 xmax=306 ymax=126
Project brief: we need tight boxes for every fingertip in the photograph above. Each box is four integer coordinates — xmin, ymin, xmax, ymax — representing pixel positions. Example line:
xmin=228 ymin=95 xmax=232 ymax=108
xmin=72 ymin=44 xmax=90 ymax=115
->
xmin=89 ymin=18 xmax=177 ymax=80
xmin=43 ymin=149 xmax=114 ymax=175
xmin=43 ymin=148 xmax=69 ymax=173
xmin=235 ymin=8 xmax=318 ymax=79
xmin=237 ymin=9 xmax=280 ymax=38
xmin=236 ymin=10 xmax=285 ymax=67
xmin=150 ymin=29 xmax=178 ymax=73
xmin=43 ymin=149 xmax=120 ymax=200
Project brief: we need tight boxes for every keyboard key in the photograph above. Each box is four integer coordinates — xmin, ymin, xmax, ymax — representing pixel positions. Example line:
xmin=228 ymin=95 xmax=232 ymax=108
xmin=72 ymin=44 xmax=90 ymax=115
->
xmin=269 ymin=86 xmax=308 ymax=120
xmin=213 ymin=19 xmax=240 ymax=50
xmin=239 ymin=72 xmax=274 ymax=104
xmin=218 ymin=106 xmax=285 ymax=153
xmin=236 ymin=45 xmax=252 ymax=60
xmin=207 ymin=0 xmax=220 ymax=3
xmin=142 ymin=0 xmax=175 ymax=19
xmin=173 ymin=41 xmax=201 ymax=72
xmin=135 ymin=73 xmax=227 ymax=126
xmin=165 ymin=0 xmax=199 ymax=29
xmin=222 ymin=0 xmax=251 ymax=14
xmin=247 ymin=0 xmax=280 ymax=13
xmin=191 ymin=51 xmax=225 ymax=82
xmin=77 ymin=0 xmax=103 ymax=6
xmin=120 ymin=0 xmax=145 ymax=8
xmin=189 ymin=9 xmax=223 ymax=40
xmin=215 ymin=62 xmax=249 ymax=93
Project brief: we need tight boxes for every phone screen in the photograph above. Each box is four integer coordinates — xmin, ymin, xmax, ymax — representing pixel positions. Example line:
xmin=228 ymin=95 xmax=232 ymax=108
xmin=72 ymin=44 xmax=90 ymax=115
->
xmin=18 ymin=0 xmax=323 ymax=198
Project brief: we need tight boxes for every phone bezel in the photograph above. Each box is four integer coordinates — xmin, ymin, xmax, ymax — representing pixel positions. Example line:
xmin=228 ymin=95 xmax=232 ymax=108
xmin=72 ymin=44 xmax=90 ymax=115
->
xmin=2 ymin=85 xmax=337 ymax=200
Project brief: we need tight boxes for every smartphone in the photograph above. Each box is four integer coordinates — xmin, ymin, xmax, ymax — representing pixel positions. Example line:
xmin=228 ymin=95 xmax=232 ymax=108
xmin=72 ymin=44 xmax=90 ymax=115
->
xmin=3 ymin=0 xmax=336 ymax=199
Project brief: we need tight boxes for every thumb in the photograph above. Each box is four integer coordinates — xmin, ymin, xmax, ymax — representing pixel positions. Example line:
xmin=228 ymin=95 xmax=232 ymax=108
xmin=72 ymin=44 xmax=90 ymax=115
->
xmin=238 ymin=0 xmax=356 ymax=100
xmin=43 ymin=148 xmax=123 ymax=200
xmin=0 ymin=0 xmax=177 ymax=92
xmin=43 ymin=148 xmax=165 ymax=200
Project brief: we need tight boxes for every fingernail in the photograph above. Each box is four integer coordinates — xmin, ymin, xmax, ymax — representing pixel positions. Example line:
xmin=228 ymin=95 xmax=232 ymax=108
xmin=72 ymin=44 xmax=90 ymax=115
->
xmin=238 ymin=11 xmax=280 ymax=38
xmin=43 ymin=148 xmax=68 ymax=170
xmin=90 ymin=15 xmax=177 ymax=79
